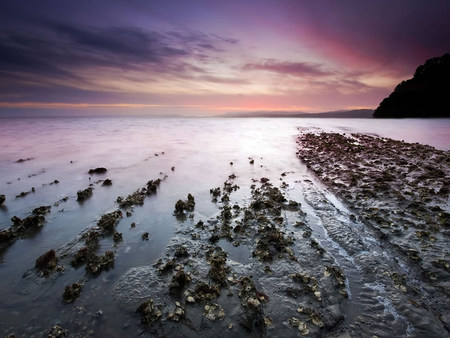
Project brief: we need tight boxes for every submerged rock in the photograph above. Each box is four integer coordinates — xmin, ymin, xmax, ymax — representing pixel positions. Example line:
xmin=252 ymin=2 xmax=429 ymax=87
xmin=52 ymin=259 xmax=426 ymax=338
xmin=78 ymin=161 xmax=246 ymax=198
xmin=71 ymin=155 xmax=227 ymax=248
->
xmin=238 ymin=276 xmax=268 ymax=333
xmin=203 ymin=302 xmax=226 ymax=321
xmin=0 ymin=228 xmax=14 ymax=246
xmin=71 ymin=247 xmax=89 ymax=267
xmin=207 ymin=247 xmax=228 ymax=286
xmin=1 ymin=205 xmax=51 ymax=249
xmin=62 ymin=282 xmax=84 ymax=304
xmin=113 ymin=231 xmax=123 ymax=242
xmin=136 ymin=299 xmax=162 ymax=327
xmin=85 ymin=251 xmax=115 ymax=275
xmin=116 ymin=179 xmax=161 ymax=208
xmin=16 ymin=187 xmax=35 ymax=198
xmin=146 ymin=179 xmax=161 ymax=194
xmin=35 ymin=249 xmax=58 ymax=275
xmin=169 ymin=270 xmax=190 ymax=294
xmin=174 ymin=194 xmax=195 ymax=215
xmin=97 ymin=210 xmax=122 ymax=232
xmin=167 ymin=302 xmax=186 ymax=322
xmin=15 ymin=157 xmax=34 ymax=163
xmin=102 ymin=179 xmax=112 ymax=186
xmin=76 ymin=187 xmax=93 ymax=201
xmin=191 ymin=282 xmax=221 ymax=301
xmin=117 ymin=189 xmax=146 ymax=208
xmin=88 ymin=167 xmax=107 ymax=174
xmin=174 ymin=246 xmax=189 ymax=258
xmin=48 ymin=324 xmax=67 ymax=337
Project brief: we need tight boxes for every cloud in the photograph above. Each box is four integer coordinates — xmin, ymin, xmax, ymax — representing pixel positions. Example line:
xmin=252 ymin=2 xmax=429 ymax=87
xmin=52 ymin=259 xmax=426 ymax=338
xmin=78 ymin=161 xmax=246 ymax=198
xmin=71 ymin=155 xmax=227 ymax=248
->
xmin=211 ymin=34 xmax=239 ymax=45
xmin=0 ymin=21 xmax=239 ymax=94
xmin=243 ymin=59 xmax=333 ymax=77
xmin=198 ymin=75 xmax=248 ymax=85
xmin=284 ymin=1 xmax=450 ymax=76
xmin=50 ymin=23 xmax=189 ymax=64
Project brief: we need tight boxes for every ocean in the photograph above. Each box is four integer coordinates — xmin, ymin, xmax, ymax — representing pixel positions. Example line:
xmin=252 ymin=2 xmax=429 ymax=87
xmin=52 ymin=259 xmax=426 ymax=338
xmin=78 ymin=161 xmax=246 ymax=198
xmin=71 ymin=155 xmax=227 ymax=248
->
xmin=0 ymin=116 xmax=449 ymax=336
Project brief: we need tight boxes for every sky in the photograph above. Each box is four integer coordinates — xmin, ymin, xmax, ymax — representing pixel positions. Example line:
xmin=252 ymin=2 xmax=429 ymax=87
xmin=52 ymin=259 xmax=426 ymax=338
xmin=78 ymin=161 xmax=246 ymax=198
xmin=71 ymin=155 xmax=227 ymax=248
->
xmin=0 ymin=0 xmax=449 ymax=116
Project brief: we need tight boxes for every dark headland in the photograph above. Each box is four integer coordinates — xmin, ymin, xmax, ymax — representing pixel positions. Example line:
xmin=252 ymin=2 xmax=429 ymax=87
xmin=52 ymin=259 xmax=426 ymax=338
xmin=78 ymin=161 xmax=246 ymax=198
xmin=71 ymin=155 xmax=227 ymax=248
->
xmin=374 ymin=53 xmax=450 ymax=118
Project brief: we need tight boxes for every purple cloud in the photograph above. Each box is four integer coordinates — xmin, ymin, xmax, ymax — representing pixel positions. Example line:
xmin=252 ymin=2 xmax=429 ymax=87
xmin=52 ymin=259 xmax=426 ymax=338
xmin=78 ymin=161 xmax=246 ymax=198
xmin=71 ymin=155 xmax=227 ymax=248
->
xmin=243 ymin=59 xmax=333 ymax=77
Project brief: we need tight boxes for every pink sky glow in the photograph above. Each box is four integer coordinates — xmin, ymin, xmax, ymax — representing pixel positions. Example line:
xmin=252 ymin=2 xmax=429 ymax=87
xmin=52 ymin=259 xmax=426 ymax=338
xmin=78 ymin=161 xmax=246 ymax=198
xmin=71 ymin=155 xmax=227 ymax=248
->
xmin=0 ymin=0 xmax=449 ymax=116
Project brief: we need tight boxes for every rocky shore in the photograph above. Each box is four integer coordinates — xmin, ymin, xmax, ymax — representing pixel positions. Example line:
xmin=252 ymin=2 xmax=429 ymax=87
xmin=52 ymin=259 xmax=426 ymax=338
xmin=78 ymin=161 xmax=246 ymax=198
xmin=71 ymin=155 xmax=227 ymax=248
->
xmin=297 ymin=131 xmax=450 ymax=332
xmin=114 ymin=175 xmax=348 ymax=337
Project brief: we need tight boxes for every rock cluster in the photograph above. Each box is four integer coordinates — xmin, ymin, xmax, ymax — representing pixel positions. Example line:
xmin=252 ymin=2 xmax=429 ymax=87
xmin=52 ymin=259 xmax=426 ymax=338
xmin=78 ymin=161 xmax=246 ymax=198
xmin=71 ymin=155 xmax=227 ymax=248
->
xmin=297 ymin=131 xmax=450 ymax=327
xmin=0 ymin=205 xmax=51 ymax=249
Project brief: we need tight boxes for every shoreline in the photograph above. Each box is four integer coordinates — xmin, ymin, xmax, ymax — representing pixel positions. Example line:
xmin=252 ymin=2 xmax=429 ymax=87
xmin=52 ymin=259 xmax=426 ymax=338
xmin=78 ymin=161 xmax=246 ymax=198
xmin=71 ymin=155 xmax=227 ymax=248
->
xmin=297 ymin=131 xmax=450 ymax=332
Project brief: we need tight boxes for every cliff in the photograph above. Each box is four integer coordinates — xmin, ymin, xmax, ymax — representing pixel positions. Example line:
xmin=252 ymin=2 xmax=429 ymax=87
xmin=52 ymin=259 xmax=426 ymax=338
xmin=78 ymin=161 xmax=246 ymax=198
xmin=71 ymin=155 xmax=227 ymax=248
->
xmin=374 ymin=53 xmax=450 ymax=118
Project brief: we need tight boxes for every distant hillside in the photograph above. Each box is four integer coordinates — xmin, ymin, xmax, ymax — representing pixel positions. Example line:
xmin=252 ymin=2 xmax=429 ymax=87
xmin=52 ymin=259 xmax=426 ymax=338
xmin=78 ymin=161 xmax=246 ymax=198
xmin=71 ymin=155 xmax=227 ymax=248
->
xmin=224 ymin=109 xmax=374 ymax=118
xmin=374 ymin=54 xmax=450 ymax=118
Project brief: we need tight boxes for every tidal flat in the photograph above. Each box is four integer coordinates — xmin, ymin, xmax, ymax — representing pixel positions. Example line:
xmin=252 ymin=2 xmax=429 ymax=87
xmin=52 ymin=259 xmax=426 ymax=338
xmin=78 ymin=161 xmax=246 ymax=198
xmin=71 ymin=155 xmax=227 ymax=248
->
xmin=0 ymin=117 xmax=448 ymax=337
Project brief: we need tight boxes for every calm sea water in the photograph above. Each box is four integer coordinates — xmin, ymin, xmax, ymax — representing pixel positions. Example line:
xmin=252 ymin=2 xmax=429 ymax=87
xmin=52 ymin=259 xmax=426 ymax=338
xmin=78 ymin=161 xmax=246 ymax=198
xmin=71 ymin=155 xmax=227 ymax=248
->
xmin=0 ymin=117 xmax=448 ymax=336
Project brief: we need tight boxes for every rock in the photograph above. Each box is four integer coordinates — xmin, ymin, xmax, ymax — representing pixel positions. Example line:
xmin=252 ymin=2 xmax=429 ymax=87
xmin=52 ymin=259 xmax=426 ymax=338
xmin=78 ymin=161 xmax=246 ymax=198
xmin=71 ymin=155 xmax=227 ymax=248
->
xmin=117 ymin=189 xmax=146 ymax=208
xmin=16 ymin=187 xmax=35 ymax=198
xmin=48 ymin=324 xmax=66 ymax=337
xmin=0 ymin=194 xmax=5 ymax=205
xmin=157 ymin=259 xmax=176 ymax=274
xmin=33 ymin=205 xmax=51 ymax=216
xmin=141 ymin=232 xmax=149 ymax=240
xmin=167 ymin=302 xmax=186 ymax=322
xmin=174 ymin=200 xmax=187 ymax=215
xmin=86 ymin=251 xmax=115 ymax=275
xmin=174 ymin=246 xmax=189 ymax=258
xmin=210 ymin=187 xmax=221 ymax=198
xmin=15 ymin=157 xmax=33 ymax=163
xmin=192 ymin=282 xmax=221 ymax=301
xmin=289 ymin=317 xmax=310 ymax=335
xmin=203 ymin=302 xmax=225 ymax=321
xmin=63 ymin=282 xmax=84 ymax=304
xmin=146 ymin=179 xmax=161 ymax=194
xmin=207 ymin=247 xmax=228 ymax=286
xmin=208 ymin=234 xmax=220 ymax=244
xmin=71 ymin=247 xmax=89 ymax=267
xmin=238 ymin=276 xmax=268 ymax=332
xmin=102 ymin=179 xmax=112 ymax=186
xmin=35 ymin=249 xmax=58 ymax=271
xmin=0 ymin=206 xmax=51 ymax=249
xmin=136 ymin=299 xmax=162 ymax=327
xmin=0 ymin=229 xmax=14 ymax=246
xmin=76 ymin=187 xmax=93 ymax=201
xmin=97 ymin=210 xmax=122 ymax=232
xmin=116 ymin=179 xmax=161 ymax=209
xmin=88 ymin=167 xmax=107 ymax=174
xmin=169 ymin=270 xmax=190 ymax=294
xmin=113 ymin=232 xmax=123 ymax=242
xmin=174 ymin=194 xmax=195 ymax=215
xmin=84 ymin=230 xmax=99 ymax=247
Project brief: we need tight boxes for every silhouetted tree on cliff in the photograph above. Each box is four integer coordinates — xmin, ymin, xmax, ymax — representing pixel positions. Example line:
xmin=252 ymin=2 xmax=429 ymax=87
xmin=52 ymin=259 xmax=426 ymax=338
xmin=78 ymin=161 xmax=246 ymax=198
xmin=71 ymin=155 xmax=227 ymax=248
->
xmin=374 ymin=53 xmax=450 ymax=118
